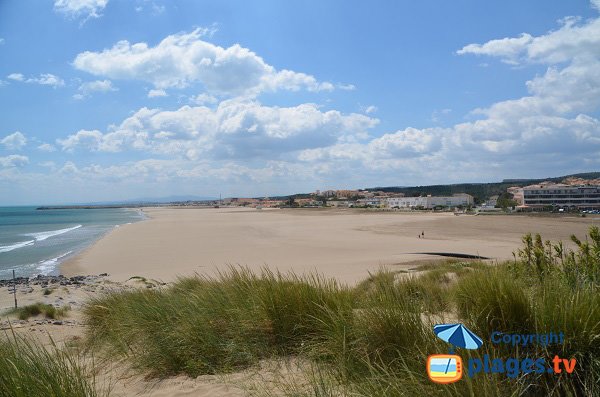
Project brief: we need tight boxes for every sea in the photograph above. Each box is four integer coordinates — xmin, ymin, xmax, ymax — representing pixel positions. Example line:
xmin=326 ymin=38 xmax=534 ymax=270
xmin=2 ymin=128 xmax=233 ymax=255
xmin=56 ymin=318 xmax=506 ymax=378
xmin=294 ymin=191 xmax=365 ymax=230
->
xmin=0 ymin=206 xmax=146 ymax=280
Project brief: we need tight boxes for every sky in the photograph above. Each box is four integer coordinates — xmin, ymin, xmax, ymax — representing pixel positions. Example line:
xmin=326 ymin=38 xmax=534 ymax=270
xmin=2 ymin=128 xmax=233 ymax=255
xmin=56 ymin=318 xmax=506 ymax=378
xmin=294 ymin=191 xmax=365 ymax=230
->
xmin=1 ymin=0 xmax=600 ymax=205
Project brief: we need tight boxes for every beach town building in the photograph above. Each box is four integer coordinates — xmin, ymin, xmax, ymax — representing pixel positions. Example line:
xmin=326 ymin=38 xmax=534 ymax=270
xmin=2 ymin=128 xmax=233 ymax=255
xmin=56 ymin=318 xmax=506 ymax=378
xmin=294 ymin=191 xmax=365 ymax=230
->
xmin=515 ymin=183 xmax=600 ymax=210
xmin=328 ymin=200 xmax=353 ymax=208
xmin=356 ymin=197 xmax=384 ymax=207
xmin=295 ymin=198 xmax=324 ymax=207
xmin=386 ymin=194 xmax=474 ymax=209
xmin=336 ymin=190 xmax=361 ymax=199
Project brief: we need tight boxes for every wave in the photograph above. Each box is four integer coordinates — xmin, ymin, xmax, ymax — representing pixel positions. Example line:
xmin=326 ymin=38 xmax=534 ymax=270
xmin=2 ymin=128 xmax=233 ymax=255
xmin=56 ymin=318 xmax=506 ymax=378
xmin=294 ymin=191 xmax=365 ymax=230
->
xmin=36 ymin=251 xmax=73 ymax=275
xmin=0 ymin=240 xmax=35 ymax=253
xmin=24 ymin=225 xmax=82 ymax=242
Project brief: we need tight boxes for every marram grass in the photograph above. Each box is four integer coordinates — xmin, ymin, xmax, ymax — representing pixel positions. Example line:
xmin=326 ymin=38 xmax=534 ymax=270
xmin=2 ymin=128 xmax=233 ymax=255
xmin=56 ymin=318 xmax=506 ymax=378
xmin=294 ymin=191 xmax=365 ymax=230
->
xmin=0 ymin=333 xmax=104 ymax=397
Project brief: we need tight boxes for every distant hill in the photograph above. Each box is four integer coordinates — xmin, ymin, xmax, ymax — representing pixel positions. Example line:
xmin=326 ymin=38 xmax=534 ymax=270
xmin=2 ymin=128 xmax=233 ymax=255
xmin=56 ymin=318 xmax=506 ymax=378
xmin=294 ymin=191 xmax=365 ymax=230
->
xmin=67 ymin=195 xmax=218 ymax=206
xmin=365 ymin=172 xmax=600 ymax=203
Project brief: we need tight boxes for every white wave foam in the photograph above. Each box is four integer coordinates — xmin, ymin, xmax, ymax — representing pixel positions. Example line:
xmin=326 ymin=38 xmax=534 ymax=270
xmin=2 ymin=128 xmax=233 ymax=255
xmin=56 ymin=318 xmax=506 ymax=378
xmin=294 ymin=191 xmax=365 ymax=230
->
xmin=24 ymin=225 xmax=82 ymax=242
xmin=36 ymin=251 xmax=73 ymax=275
xmin=0 ymin=240 xmax=35 ymax=253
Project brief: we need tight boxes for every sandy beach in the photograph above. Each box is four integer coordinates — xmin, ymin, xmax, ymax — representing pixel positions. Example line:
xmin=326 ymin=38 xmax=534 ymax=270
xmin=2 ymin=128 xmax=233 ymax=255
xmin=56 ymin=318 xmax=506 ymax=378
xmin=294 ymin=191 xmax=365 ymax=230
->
xmin=62 ymin=207 xmax=599 ymax=285
xmin=3 ymin=208 xmax=598 ymax=396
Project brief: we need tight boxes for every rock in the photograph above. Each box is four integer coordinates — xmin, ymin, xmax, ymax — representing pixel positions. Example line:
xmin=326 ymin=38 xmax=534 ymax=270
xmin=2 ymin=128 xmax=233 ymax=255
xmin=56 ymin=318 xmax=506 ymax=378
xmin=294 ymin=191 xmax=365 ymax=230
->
xmin=52 ymin=320 xmax=63 ymax=325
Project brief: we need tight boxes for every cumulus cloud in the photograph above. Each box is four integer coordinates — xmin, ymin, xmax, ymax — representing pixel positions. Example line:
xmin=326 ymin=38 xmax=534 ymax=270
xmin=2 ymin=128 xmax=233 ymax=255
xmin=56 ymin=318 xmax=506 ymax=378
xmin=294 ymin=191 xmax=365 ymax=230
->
xmin=54 ymin=0 xmax=108 ymax=20
xmin=1 ymin=131 xmax=27 ymax=150
xmin=457 ymin=13 xmax=600 ymax=65
xmin=73 ymin=28 xmax=336 ymax=96
xmin=28 ymin=74 xmax=65 ymax=87
xmin=0 ymin=155 xmax=28 ymax=168
xmin=297 ymin=6 xmax=600 ymax=177
xmin=58 ymin=100 xmax=378 ymax=159
xmin=74 ymin=79 xmax=116 ymax=99
xmin=148 ymin=89 xmax=168 ymax=98
xmin=58 ymin=129 xmax=105 ymax=152
xmin=8 ymin=73 xmax=65 ymax=87
xmin=56 ymin=3 xmax=600 ymax=188
xmin=363 ymin=105 xmax=377 ymax=114
xmin=12 ymin=2 xmax=600 ymax=196
xmin=7 ymin=73 xmax=24 ymax=81
xmin=191 ymin=93 xmax=217 ymax=105
xmin=37 ymin=143 xmax=57 ymax=152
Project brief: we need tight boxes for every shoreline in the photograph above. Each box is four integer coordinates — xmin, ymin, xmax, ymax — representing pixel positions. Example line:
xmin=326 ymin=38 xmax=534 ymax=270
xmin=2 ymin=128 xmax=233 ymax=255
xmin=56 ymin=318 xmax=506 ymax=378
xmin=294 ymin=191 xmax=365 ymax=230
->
xmin=59 ymin=207 xmax=597 ymax=285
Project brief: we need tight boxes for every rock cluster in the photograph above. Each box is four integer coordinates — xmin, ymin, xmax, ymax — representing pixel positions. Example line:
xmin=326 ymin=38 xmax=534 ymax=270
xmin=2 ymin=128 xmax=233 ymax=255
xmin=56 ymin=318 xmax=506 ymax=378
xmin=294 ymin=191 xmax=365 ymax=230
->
xmin=0 ymin=274 xmax=108 ymax=288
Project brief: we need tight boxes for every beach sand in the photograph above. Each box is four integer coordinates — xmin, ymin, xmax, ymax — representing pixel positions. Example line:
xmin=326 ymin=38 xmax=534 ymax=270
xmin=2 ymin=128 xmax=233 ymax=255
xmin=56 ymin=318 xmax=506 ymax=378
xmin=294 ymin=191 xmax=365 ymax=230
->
xmin=3 ymin=208 xmax=598 ymax=396
xmin=62 ymin=207 xmax=598 ymax=285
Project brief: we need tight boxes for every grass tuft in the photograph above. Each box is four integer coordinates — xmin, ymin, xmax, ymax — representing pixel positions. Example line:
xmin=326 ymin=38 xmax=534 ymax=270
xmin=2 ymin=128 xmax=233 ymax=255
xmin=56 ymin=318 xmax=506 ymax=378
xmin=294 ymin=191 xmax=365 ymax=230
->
xmin=9 ymin=302 xmax=70 ymax=320
xmin=0 ymin=334 xmax=104 ymax=397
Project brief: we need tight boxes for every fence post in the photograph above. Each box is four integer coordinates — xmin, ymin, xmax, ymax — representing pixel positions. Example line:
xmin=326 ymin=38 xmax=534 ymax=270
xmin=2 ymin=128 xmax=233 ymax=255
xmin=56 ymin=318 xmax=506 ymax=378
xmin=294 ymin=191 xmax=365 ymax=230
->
xmin=12 ymin=269 xmax=17 ymax=309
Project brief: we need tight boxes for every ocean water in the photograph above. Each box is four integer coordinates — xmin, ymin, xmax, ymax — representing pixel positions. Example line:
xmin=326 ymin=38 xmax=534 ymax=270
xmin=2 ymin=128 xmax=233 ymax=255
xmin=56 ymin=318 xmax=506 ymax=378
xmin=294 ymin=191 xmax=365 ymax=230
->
xmin=0 ymin=207 xmax=146 ymax=280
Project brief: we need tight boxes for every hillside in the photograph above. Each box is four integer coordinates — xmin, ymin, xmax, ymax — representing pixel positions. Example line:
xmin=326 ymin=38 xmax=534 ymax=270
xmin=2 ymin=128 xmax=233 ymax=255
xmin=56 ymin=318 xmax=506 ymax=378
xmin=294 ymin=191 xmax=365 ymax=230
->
xmin=366 ymin=172 xmax=600 ymax=203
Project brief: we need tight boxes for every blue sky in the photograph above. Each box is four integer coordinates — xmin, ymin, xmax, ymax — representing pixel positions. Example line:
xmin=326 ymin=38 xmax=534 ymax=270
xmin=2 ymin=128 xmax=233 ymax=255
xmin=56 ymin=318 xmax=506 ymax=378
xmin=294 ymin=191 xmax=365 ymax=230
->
xmin=1 ymin=0 xmax=599 ymax=205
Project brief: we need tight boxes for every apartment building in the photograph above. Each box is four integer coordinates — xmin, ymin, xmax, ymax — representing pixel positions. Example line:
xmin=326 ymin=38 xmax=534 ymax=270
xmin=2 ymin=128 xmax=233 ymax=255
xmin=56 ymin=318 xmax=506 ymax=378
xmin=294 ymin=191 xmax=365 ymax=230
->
xmin=519 ymin=183 xmax=600 ymax=209
xmin=386 ymin=194 xmax=473 ymax=209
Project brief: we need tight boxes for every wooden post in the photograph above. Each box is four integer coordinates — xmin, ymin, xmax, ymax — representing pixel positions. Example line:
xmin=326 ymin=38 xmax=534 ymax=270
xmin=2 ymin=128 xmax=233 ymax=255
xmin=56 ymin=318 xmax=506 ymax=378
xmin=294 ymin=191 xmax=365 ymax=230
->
xmin=12 ymin=269 xmax=17 ymax=309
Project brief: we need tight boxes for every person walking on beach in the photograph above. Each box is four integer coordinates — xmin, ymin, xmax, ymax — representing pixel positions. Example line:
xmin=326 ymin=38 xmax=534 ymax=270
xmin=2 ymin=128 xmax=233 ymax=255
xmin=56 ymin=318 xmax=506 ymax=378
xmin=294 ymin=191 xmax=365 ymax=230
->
xmin=421 ymin=231 xmax=425 ymax=238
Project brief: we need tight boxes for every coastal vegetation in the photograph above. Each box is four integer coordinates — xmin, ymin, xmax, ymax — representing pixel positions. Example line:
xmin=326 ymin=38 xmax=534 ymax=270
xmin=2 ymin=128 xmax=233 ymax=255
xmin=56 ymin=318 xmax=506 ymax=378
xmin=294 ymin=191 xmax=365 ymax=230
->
xmin=0 ymin=334 xmax=103 ymax=397
xmin=0 ymin=227 xmax=598 ymax=396
xmin=82 ymin=226 xmax=600 ymax=396
xmin=9 ymin=302 xmax=70 ymax=320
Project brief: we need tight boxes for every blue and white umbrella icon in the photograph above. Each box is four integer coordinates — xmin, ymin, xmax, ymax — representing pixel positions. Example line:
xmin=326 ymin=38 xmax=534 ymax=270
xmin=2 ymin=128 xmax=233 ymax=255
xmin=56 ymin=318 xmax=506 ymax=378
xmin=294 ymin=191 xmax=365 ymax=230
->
xmin=434 ymin=323 xmax=483 ymax=350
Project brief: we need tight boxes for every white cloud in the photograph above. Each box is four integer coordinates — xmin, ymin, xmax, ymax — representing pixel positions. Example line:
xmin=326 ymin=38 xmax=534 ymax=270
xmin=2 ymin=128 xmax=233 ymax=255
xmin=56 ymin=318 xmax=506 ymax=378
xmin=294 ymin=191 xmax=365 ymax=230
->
xmin=58 ymin=100 xmax=379 ymax=159
xmin=191 ymin=93 xmax=217 ymax=105
xmin=28 ymin=74 xmax=65 ymax=87
xmin=58 ymin=129 xmax=104 ymax=152
xmin=74 ymin=79 xmax=116 ymax=99
xmin=363 ymin=105 xmax=377 ymax=114
xmin=0 ymin=155 xmax=28 ymax=168
xmin=1 ymin=132 xmax=27 ymax=150
xmin=54 ymin=0 xmax=108 ymax=20
xmin=7 ymin=73 xmax=24 ymax=82
xmin=457 ymin=33 xmax=533 ymax=65
xmin=38 ymin=143 xmax=57 ymax=152
xmin=8 ymin=3 xmax=600 ymax=198
xmin=7 ymin=73 xmax=64 ymax=87
xmin=73 ymin=28 xmax=336 ymax=96
xmin=458 ymin=12 xmax=600 ymax=65
xmin=148 ymin=89 xmax=168 ymax=98
xmin=337 ymin=83 xmax=356 ymax=91
xmin=431 ymin=108 xmax=451 ymax=122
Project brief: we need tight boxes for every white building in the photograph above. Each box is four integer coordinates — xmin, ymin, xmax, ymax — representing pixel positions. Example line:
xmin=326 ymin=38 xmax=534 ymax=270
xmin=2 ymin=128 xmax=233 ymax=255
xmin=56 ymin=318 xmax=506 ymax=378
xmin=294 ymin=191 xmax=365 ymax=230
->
xmin=386 ymin=194 xmax=473 ymax=209
xmin=520 ymin=183 xmax=600 ymax=209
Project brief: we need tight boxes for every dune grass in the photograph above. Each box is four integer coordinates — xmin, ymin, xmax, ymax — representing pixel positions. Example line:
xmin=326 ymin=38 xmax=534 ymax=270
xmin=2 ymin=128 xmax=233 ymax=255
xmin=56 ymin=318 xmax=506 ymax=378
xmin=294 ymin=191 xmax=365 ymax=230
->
xmin=0 ymin=333 xmax=104 ymax=397
xmin=9 ymin=302 xmax=70 ymax=320
xmin=82 ymin=227 xmax=600 ymax=396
